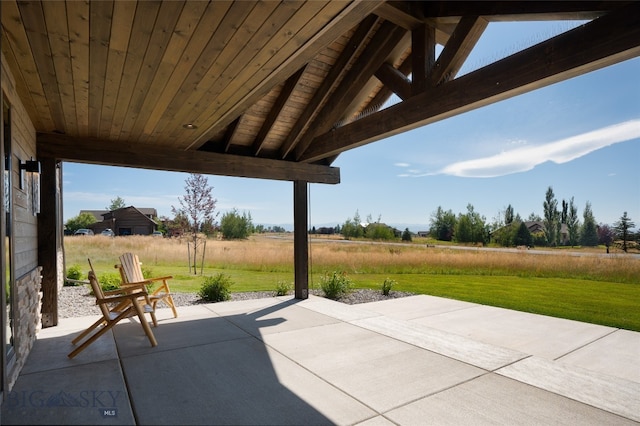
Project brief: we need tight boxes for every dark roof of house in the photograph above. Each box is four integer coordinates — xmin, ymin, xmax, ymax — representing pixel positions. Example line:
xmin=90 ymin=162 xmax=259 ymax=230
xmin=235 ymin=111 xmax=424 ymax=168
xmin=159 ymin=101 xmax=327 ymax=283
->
xmin=80 ymin=207 xmax=158 ymax=222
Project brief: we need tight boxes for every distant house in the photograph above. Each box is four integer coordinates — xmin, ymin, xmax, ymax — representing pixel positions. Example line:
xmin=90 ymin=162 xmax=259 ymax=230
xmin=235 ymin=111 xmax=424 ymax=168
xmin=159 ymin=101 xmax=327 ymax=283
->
xmin=491 ymin=221 xmax=569 ymax=245
xmin=82 ymin=206 xmax=158 ymax=236
xmin=524 ymin=221 xmax=545 ymax=234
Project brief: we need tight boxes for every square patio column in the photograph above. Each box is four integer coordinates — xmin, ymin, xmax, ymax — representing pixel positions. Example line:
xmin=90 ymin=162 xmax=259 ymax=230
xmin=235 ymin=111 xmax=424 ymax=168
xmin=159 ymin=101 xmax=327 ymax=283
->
xmin=293 ymin=180 xmax=308 ymax=299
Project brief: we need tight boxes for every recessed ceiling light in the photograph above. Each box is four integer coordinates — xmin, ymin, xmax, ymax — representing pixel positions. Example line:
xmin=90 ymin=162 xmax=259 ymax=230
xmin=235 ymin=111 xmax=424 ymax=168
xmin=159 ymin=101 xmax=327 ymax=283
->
xmin=183 ymin=123 xmax=198 ymax=129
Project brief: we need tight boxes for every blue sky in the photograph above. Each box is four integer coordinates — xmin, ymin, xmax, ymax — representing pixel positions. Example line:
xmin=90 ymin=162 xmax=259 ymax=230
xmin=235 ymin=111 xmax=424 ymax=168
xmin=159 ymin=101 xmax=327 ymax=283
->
xmin=63 ymin=21 xmax=640 ymax=231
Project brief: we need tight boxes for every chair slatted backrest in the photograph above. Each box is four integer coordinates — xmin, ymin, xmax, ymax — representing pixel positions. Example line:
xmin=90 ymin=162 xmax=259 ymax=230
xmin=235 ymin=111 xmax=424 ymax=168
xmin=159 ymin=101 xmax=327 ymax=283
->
xmin=120 ymin=253 xmax=145 ymax=283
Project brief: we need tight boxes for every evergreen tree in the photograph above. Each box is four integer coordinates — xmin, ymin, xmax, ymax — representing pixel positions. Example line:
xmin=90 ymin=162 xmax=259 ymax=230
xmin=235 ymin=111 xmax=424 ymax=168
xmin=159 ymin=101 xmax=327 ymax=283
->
xmin=514 ymin=221 xmax=532 ymax=247
xmin=401 ymin=228 xmax=412 ymax=242
xmin=543 ymin=186 xmax=559 ymax=246
xmin=566 ymin=197 xmax=580 ymax=247
xmin=504 ymin=204 xmax=514 ymax=225
xmin=614 ymin=212 xmax=635 ymax=253
xmin=580 ymin=201 xmax=599 ymax=246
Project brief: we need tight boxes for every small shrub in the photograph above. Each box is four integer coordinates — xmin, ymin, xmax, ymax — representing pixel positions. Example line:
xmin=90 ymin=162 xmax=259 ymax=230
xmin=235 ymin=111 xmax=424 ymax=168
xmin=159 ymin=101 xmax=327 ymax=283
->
xmin=98 ymin=272 xmax=122 ymax=292
xmin=381 ymin=278 xmax=396 ymax=296
xmin=65 ymin=264 xmax=84 ymax=286
xmin=320 ymin=271 xmax=352 ymax=300
xmin=275 ymin=281 xmax=292 ymax=296
xmin=141 ymin=266 xmax=153 ymax=279
xmin=199 ymin=273 xmax=232 ymax=302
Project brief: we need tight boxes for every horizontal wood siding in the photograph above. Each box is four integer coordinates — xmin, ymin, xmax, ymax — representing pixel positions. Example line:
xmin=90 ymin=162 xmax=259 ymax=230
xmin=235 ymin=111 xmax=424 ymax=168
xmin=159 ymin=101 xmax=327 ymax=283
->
xmin=2 ymin=51 xmax=38 ymax=278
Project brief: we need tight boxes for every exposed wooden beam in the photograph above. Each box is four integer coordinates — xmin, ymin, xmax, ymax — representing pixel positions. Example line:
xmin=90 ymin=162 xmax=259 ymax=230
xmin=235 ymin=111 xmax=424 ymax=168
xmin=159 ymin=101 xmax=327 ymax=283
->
xmin=300 ymin=3 xmax=640 ymax=162
xmin=279 ymin=15 xmax=379 ymax=159
xmin=294 ymin=21 xmax=407 ymax=160
xmin=222 ymin=117 xmax=241 ymax=153
xmin=374 ymin=2 xmax=423 ymax=30
xmin=37 ymin=133 xmax=340 ymax=184
xmin=374 ymin=62 xmax=412 ymax=100
xmin=369 ymin=56 xmax=412 ymax=111
xmin=411 ymin=21 xmax=435 ymax=95
xmin=423 ymin=1 xmax=630 ymax=20
xmin=430 ymin=16 xmax=488 ymax=85
xmin=253 ymin=67 xmax=306 ymax=156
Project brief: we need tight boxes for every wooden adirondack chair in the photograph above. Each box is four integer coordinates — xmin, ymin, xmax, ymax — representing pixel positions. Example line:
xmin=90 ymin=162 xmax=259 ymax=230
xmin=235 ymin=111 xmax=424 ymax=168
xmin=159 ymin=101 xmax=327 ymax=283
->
xmin=68 ymin=266 xmax=157 ymax=358
xmin=115 ymin=253 xmax=178 ymax=321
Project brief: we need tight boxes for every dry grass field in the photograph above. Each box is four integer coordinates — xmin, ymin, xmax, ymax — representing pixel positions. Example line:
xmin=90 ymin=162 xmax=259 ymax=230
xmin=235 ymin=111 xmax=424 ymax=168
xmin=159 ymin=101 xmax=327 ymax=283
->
xmin=65 ymin=233 xmax=639 ymax=283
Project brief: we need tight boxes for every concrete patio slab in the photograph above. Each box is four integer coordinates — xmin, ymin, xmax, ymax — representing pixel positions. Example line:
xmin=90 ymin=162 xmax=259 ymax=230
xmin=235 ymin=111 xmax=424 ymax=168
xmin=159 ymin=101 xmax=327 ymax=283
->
xmin=198 ymin=296 xmax=292 ymax=316
xmin=297 ymin=296 xmax=381 ymax=322
xmin=19 ymin=315 xmax=119 ymax=375
xmin=220 ymin=299 xmax=341 ymax=338
xmin=354 ymin=416 xmax=398 ymax=426
xmin=2 ymin=359 xmax=135 ymax=425
xmin=384 ymin=373 xmax=637 ymax=425
xmin=263 ymin=322 xmax=485 ymax=413
xmin=121 ymin=336 xmax=375 ymax=425
xmin=556 ymin=329 xmax=640 ymax=382
xmin=409 ymin=303 xmax=616 ymax=360
xmin=496 ymin=356 xmax=640 ymax=422
xmin=351 ymin=315 xmax=527 ymax=371
xmin=112 ymin=310 xmax=249 ymax=358
xmin=3 ymin=294 xmax=638 ymax=425
xmin=363 ymin=294 xmax=479 ymax=320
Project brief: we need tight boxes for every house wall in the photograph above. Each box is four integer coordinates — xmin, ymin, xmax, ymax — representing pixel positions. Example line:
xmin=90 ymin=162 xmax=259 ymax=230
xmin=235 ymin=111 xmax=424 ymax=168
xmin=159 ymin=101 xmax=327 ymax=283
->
xmin=111 ymin=210 xmax=155 ymax=235
xmin=2 ymin=52 xmax=42 ymax=391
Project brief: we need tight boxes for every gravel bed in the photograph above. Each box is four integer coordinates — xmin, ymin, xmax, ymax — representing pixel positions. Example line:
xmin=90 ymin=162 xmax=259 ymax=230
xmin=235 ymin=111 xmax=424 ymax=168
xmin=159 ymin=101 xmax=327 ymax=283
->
xmin=58 ymin=285 xmax=415 ymax=319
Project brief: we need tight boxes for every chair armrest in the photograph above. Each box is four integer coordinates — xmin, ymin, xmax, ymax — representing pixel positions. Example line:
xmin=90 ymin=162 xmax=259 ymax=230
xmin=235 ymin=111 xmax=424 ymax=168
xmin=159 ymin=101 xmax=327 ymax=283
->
xmin=121 ymin=280 xmax=153 ymax=288
xmin=95 ymin=292 xmax=148 ymax=306
xmin=145 ymin=275 xmax=173 ymax=282
xmin=102 ymin=283 xmax=148 ymax=296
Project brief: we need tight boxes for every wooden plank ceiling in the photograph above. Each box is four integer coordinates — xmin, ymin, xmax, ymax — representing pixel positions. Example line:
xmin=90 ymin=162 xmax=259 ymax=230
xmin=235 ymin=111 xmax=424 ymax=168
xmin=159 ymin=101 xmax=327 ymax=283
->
xmin=2 ymin=1 xmax=639 ymax=184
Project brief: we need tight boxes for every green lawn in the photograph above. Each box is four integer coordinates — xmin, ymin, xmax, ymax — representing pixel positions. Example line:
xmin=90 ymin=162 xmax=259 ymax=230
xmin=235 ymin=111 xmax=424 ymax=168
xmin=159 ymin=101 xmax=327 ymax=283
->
xmin=346 ymin=273 xmax=639 ymax=331
xmin=84 ymin=261 xmax=640 ymax=332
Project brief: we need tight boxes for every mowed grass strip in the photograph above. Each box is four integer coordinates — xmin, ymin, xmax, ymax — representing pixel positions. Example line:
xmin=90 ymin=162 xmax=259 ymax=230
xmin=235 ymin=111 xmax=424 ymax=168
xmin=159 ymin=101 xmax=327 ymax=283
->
xmin=345 ymin=274 xmax=639 ymax=331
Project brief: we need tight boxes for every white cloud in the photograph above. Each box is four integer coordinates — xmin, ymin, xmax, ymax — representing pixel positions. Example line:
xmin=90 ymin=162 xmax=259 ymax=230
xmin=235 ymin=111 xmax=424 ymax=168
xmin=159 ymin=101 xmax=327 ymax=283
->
xmin=394 ymin=162 xmax=410 ymax=168
xmin=434 ymin=120 xmax=640 ymax=178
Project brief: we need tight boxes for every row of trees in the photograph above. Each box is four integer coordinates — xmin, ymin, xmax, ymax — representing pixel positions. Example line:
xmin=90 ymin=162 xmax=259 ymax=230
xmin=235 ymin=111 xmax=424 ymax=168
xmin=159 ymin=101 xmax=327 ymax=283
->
xmin=428 ymin=186 xmax=636 ymax=250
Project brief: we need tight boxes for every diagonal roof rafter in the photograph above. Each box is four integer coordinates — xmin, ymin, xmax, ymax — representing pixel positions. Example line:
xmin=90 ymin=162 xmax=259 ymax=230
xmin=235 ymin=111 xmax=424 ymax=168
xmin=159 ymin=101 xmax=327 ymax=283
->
xmin=294 ymin=20 xmax=408 ymax=161
xmin=299 ymin=2 xmax=640 ymax=163
xmin=278 ymin=14 xmax=380 ymax=160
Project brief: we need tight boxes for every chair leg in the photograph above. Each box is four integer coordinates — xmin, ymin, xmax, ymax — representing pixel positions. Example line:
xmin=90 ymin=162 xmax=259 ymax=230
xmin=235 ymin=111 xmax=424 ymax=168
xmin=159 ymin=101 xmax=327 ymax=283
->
xmin=71 ymin=317 xmax=106 ymax=345
xmin=166 ymin=294 xmax=178 ymax=318
xmin=68 ymin=321 xmax=117 ymax=359
xmin=134 ymin=302 xmax=157 ymax=347
xmin=150 ymin=310 xmax=158 ymax=327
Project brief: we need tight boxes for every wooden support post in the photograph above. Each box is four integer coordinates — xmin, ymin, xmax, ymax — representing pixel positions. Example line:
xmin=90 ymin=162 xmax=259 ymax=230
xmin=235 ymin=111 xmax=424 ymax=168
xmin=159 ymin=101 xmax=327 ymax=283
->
xmin=293 ymin=180 xmax=309 ymax=299
xmin=38 ymin=158 xmax=62 ymax=327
